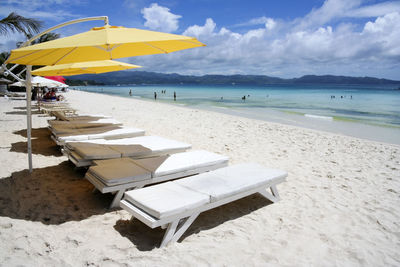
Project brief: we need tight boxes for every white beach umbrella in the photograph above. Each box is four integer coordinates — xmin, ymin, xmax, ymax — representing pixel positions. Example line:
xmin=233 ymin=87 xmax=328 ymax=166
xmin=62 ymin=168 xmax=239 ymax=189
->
xmin=11 ymin=76 xmax=68 ymax=88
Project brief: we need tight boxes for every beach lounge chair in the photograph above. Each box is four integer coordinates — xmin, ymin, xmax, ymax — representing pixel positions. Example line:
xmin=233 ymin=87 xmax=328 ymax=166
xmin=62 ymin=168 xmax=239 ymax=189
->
xmin=86 ymin=150 xmax=229 ymax=208
xmin=48 ymin=118 xmax=123 ymax=135
xmin=49 ymin=115 xmax=112 ymax=124
xmin=51 ymin=126 xmax=145 ymax=146
xmin=120 ymin=163 xmax=287 ymax=247
xmin=64 ymin=136 xmax=192 ymax=167
xmin=39 ymin=102 xmax=75 ymax=115
xmin=51 ymin=110 xmax=110 ymax=121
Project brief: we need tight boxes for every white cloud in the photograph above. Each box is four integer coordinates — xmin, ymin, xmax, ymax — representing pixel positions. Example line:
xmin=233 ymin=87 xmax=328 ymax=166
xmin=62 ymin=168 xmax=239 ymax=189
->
xmin=130 ymin=2 xmax=400 ymax=80
xmin=362 ymin=12 xmax=400 ymax=56
xmin=0 ymin=1 xmax=80 ymax=21
xmin=235 ymin=16 xmax=277 ymax=30
xmin=295 ymin=0 xmax=361 ymax=30
xmin=2 ymin=0 xmax=399 ymax=79
xmin=141 ymin=3 xmax=182 ymax=33
xmin=265 ymin=18 xmax=276 ymax=30
xmin=348 ymin=1 xmax=400 ymax=17
xmin=183 ymin=18 xmax=217 ymax=37
xmin=296 ymin=0 xmax=400 ymax=30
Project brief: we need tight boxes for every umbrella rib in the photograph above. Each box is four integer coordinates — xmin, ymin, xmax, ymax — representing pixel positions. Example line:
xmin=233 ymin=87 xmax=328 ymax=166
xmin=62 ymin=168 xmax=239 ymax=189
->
xmin=110 ymin=43 xmax=122 ymax=51
xmin=5 ymin=50 xmax=41 ymax=64
xmin=53 ymin=47 xmax=78 ymax=65
xmin=94 ymin=44 xmax=122 ymax=52
xmin=94 ymin=46 xmax=112 ymax=59
xmin=94 ymin=46 xmax=107 ymax=51
xmin=143 ymin=42 xmax=169 ymax=53
xmin=26 ymin=49 xmax=61 ymax=65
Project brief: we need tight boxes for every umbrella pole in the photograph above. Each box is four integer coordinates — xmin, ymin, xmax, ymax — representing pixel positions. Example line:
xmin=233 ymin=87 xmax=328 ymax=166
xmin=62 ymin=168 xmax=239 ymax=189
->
xmin=26 ymin=65 xmax=33 ymax=173
xmin=5 ymin=16 xmax=110 ymax=174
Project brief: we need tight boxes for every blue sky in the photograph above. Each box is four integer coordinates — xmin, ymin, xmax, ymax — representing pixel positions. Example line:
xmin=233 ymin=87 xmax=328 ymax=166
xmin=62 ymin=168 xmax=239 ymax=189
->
xmin=1 ymin=0 xmax=400 ymax=79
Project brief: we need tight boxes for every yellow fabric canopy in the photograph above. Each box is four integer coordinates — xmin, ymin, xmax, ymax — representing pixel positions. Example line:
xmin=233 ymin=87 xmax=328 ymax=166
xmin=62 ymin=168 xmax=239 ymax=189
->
xmin=31 ymin=60 xmax=141 ymax=76
xmin=6 ymin=25 xmax=205 ymax=65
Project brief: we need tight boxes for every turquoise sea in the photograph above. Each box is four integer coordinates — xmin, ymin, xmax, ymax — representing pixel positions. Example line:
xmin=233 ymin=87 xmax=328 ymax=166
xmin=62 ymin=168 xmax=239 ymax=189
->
xmin=73 ymin=84 xmax=400 ymax=144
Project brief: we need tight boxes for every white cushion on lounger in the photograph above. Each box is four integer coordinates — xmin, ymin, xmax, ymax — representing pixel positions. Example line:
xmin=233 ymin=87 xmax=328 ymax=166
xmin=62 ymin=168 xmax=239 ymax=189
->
xmin=58 ymin=127 xmax=145 ymax=142
xmin=72 ymin=118 xmax=118 ymax=124
xmin=65 ymin=139 xmax=117 ymax=151
xmin=70 ymin=136 xmax=187 ymax=146
xmin=86 ymin=127 xmax=144 ymax=140
xmin=104 ymin=136 xmax=191 ymax=151
xmin=124 ymin=182 xmax=209 ymax=219
xmin=58 ymin=134 xmax=89 ymax=142
xmin=74 ymin=144 xmax=121 ymax=159
xmin=109 ymin=144 xmax=151 ymax=157
xmin=49 ymin=118 xmax=119 ymax=126
xmin=52 ymin=125 xmax=121 ymax=136
xmin=89 ymin=158 xmax=151 ymax=185
xmin=133 ymin=150 xmax=229 ymax=177
xmin=176 ymin=163 xmax=287 ymax=202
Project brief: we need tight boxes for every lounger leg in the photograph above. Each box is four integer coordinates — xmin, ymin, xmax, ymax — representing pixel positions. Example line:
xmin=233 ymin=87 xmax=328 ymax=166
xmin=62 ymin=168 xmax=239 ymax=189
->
xmin=258 ymin=185 xmax=280 ymax=203
xmin=160 ymin=220 xmax=179 ymax=248
xmin=160 ymin=212 xmax=200 ymax=248
xmin=109 ymin=190 xmax=125 ymax=209
xmin=170 ymin=212 xmax=199 ymax=244
xmin=270 ymin=185 xmax=280 ymax=200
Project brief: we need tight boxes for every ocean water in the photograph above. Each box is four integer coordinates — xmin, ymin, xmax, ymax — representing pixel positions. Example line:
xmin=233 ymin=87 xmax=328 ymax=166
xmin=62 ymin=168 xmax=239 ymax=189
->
xmin=74 ymin=84 xmax=400 ymax=129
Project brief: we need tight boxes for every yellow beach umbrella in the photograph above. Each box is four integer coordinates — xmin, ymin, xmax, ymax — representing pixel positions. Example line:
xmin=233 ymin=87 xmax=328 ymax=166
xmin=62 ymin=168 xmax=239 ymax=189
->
xmin=31 ymin=60 xmax=141 ymax=76
xmin=6 ymin=25 xmax=205 ymax=65
xmin=4 ymin=16 xmax=205 ymax=173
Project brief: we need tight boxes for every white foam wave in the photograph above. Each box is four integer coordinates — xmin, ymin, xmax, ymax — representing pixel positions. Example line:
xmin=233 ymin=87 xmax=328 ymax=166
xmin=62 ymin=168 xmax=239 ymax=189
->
xmin=304 ymin=114 xmax=333 ymax=120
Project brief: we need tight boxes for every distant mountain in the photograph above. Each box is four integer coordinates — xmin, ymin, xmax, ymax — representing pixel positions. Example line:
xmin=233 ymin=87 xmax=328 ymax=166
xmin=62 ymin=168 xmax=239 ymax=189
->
xmin=66 ymin=71 xmax=400 ymax=86
xmin=291 ymin=75 xmax=400 ymax=84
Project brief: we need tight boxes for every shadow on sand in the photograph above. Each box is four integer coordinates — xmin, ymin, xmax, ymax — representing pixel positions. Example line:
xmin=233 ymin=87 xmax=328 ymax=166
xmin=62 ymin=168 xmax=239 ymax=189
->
xmin=11 ymin=127 xmax=63 ymax=157
xmin=6 ymin=110 xmax=42 ymax=115
xmin=4 ymin=105 xmax=42 ymax=115
xmin=114 ymin=194 xmax=273 ymax=251
xmin=0 ymin=161 xmax=112 ymax=225
xmin=12 ymin=105 xmax=40 ymax=110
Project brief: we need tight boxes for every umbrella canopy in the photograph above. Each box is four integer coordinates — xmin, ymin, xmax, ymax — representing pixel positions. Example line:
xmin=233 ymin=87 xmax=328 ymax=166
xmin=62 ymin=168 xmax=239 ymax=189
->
xmin=11 ymin=76 xmax=69 ymax=88
xmin=4 ymin=17 xmax=205 ymax=173
xmin=44 ymin=76 xmax=66 ymax=83
xmin=6 ymin=25 xmax=205 ymax=65
xmin=32 ymin=60 xmax=141 ymax=76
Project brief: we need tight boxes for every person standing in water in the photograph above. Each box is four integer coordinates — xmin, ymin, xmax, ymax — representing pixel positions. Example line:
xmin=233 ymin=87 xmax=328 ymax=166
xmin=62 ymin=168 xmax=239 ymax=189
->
xmin=129 ymin=89 xmax=132 ymax=96
xmin=174 ymin=91 xmax=176 ymax=101
xmin=154 ymin=92 xmax=157 ymax=100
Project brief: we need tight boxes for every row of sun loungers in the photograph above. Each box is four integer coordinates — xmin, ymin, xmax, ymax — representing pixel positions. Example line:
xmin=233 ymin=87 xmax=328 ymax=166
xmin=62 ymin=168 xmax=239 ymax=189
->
xmin=39 ymin=102 xmax=77 ymax=115
xmin=52 ymin=127 xmax=146 ymax=146
xmin=48 ymin=111 xmax=145 ymax=145
xmin=63 ymin=136 xmax=191 ymax=167
xmin=51 ymin=110 xmax=111 ymax=121
xmin=49 ymin=118 xmax=122 ymax=134
xmin=45 ymin=107 xmax=287 ymax=247
xmin=86 ymin=150 xmax=229 ymax=208
xmin=48 ymin=117 xmax=121 ymax=128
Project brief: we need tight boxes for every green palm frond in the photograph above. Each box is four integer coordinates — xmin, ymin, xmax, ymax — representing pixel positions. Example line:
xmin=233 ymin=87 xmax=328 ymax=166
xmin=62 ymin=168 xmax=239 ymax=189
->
xmin=0 ymin=12 xmax=42 ymax=36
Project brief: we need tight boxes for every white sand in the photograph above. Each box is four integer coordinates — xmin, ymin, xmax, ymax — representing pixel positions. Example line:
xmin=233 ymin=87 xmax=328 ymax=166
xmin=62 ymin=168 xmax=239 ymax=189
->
xmin=0 ymin=90 xmax=399 ymax=266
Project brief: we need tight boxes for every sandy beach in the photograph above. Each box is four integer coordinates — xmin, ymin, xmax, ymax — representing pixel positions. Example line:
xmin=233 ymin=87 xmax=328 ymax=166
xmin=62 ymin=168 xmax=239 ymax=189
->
xmin=0 ymin=90 xmax=399 ymax=266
